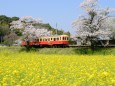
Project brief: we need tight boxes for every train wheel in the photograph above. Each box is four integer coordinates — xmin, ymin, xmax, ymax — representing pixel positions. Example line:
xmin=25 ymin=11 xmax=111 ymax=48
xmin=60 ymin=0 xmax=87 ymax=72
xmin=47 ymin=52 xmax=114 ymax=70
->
xmin=52 ymin=45 xmax=57 ymax=48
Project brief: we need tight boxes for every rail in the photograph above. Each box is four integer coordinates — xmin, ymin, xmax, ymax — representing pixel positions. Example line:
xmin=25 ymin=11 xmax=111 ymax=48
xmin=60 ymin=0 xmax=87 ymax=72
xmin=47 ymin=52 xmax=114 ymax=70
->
xmin=68 ymin=45 xmax=115 ymax=48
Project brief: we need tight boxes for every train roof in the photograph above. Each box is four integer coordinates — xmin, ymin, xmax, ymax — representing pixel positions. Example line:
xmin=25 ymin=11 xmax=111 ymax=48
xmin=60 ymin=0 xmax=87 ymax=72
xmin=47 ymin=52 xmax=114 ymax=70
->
xmin=37 ymin=35 xmax=69 ymax=38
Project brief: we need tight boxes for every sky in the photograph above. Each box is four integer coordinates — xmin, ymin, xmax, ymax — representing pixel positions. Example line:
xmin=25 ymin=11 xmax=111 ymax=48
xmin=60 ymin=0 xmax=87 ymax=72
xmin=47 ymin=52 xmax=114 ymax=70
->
xmin=0 ymin=0 xmax=115 ymax=34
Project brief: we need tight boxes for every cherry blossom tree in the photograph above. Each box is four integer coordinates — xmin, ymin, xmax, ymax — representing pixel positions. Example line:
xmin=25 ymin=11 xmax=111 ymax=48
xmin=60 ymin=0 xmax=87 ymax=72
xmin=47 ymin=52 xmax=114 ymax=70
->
xmin=73 ymin=0 xmax=115 ymax=50
xmin=10 ymin=16 xmax=52 ymax=43
xmin=107 ymin=17 xmax=115 ymax=39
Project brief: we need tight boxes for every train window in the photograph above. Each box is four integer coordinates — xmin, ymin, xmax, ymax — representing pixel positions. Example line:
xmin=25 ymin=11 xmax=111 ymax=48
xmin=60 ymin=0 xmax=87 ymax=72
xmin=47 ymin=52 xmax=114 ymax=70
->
xmin=54 ymin=38 xmax=56 ymax=41
xmin=63 ymin=37 xmax=65 ymax=40
xmin=65 ymin=37 xmax=67 ymax=40
xmin=37 ymin=39 xmax=39 ymax=41
xmin=65 ymin=37 xmax=66 ymax=40
xmin=40 ymin=39 xmax=42 ymax=41
xmin=51 ymin=38 xmax=52 ymax=41
xmin=57 ymin=38 xmax=59 ymax=40
xmin=48 ymin=38 xmax=50 ymax=41
xmin=64 ymin=37 xmax=66 ymax=40
xmin=67 ymin=37 xmax=69 ymax=40
xmin=60 ymin=37 xmax=61 ymax=40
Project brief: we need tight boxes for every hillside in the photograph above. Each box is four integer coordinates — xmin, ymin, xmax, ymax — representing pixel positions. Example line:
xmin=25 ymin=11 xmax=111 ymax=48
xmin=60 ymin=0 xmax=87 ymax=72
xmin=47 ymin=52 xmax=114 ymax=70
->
xmin=0 ymin=15 xmax=70 ymax=46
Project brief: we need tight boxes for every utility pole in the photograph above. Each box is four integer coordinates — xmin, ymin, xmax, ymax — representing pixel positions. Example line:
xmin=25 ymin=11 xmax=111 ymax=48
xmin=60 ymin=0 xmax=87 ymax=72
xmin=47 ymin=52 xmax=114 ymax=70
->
xmin=56 ymin=23 xmax=57 ymax=35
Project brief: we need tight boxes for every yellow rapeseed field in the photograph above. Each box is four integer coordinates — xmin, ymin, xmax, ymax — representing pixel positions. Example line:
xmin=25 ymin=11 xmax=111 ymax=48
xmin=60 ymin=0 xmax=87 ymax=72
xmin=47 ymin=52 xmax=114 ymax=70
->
xmin=0 ymin=50 xmax=115 ymax=86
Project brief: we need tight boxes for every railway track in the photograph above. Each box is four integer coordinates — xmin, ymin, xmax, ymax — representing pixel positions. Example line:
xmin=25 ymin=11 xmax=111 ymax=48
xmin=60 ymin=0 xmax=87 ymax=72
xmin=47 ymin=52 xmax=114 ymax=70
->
xmin=68 ymin=45 xmax=115 ymax=48
xmin=4 ymin=44 xmax=115 ymax=48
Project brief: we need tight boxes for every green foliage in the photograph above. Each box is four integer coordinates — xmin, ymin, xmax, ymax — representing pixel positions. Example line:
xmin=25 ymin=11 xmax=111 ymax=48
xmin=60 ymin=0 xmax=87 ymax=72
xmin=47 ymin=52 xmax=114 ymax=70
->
xmin=69 ymin=38 xmax=77 ymax=45
xmin=64 ymin=31 xmax=70 ymax=36
xmin=0 ymin=15 xmax=19 ymax=45
xmin=3 ymin=32 xmax=19 ymax=46
xmin=0 ymin=15 xmax=11 ymax=25
xmin=0 ymin=25 xmax=10 ymax=36
xmin=13 ymin=29 xmax=23 ymax=36
xmin=0 ymin=15 xmax=19 ymax=27
xmin=1 ymin=46 xmax=114 ymax=55
xmin=1 ymin=46 xmax=115 ymax=56
xmin=0 ymin=25 xmax=10 ymax=43
xmin=11 ymin=17 xmax=19 ymax=21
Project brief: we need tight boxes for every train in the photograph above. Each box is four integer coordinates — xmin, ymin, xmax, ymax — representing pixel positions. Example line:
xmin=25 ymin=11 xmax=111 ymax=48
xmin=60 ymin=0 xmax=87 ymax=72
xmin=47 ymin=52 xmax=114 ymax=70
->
xmin=21 ymin=35 xmax=69 ymax=48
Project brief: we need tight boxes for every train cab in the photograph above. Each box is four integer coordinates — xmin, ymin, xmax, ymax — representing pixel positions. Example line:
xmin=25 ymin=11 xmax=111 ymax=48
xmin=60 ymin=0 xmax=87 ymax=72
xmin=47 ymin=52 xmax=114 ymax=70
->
xmin=53 ymin=35 xmax=69 ymax=45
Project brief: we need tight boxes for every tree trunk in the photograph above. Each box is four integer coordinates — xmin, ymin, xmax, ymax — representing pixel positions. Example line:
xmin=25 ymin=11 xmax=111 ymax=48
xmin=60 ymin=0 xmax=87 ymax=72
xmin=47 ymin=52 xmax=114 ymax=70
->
xmin=100 ymin=40 xmax=109 ymax=47
xmin=90 ymin=40 xmax=95 ymax=52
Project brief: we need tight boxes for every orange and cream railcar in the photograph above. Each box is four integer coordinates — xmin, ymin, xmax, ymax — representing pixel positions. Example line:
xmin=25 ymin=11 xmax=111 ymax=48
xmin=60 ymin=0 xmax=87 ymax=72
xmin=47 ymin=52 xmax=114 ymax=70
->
xmin=21 ymin=35 xmax=69 ymax=47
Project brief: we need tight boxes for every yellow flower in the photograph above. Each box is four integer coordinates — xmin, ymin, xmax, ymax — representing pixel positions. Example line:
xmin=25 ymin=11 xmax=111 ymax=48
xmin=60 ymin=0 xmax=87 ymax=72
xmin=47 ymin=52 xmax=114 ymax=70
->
xmin=12 ymin=70 xmax=19 ymax=76
xmin=101 ymin=71 xmax=110 ymax=78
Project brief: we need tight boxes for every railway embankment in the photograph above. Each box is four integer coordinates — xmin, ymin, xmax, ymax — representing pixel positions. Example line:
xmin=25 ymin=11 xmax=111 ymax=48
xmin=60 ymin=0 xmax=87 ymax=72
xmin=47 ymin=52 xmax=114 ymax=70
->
xmin=0 ymin=46 xmax=115 ymax=55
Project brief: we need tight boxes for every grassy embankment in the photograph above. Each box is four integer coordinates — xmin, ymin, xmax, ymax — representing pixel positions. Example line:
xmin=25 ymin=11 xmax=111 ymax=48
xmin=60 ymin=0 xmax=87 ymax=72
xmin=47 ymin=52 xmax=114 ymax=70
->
xmin=0 ymin=46 xmax=115 ymax=55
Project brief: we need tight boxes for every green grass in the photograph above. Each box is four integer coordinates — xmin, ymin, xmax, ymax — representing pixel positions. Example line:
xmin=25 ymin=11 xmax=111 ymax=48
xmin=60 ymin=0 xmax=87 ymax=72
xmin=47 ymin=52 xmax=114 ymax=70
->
xmin=0 ymin=46 xmax=115 ymax=55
